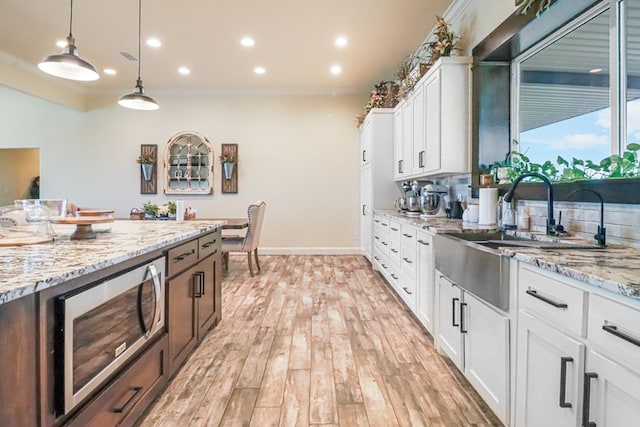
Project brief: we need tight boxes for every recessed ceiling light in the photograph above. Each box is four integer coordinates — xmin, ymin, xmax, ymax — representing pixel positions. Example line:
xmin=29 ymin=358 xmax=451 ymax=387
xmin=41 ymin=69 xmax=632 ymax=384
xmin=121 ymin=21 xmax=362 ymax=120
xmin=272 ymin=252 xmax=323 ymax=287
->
xmin=103 ymin=68 xmax=117 ymax=75
xmin=56 ymin=40 xmax=67 ymax=48
xmin=146 ymin=38 xmax=162 ymax=48
xmin=241 ymin=37 xmax=255 ymax=47
xmin=589 ymin=68 xmax=603 ymax=73
xmin=178 ymin=66 xmax=191 ymax=75
xmin=330 ymin=64 xmax=342 ymax=75
xmin=254 ymin=66 xmax=266 ymax=75
xmin=335 ymin=36 xmax=348 ymax=48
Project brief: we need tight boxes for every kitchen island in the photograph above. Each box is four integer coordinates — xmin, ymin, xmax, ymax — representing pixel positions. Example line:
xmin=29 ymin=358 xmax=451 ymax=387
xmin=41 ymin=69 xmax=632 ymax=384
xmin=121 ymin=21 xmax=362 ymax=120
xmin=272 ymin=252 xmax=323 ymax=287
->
xmin=0 ymin=220 xmax=225 ymax=427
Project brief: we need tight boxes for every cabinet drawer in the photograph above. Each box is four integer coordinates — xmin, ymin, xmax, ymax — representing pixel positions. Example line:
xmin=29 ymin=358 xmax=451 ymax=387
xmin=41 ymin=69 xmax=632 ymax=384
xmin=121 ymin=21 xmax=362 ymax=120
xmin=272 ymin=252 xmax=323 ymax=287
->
xmin=167 ymin=239 xmax=198 ymax=277
xmin=397 ymin=272 xmax=416 ymax=309
xmin=401 ymin=224 xmax=417 ymax=246
xmin=400 ymin=242 xmax=417 ymax=277
xmin=588 ymin=294 xmax=640 ymax=371
xmin=389 ymin=235 xmax=401 ymax=262
xmin=66 ymin=335 xmax=168 ymax=427
xmin=389 ymin=220 xmax=402 ymax=240
xmin=518 ymin=266 xmax=587 ymax=337
xmin=198 ymin=231 xmax=219 ymax=259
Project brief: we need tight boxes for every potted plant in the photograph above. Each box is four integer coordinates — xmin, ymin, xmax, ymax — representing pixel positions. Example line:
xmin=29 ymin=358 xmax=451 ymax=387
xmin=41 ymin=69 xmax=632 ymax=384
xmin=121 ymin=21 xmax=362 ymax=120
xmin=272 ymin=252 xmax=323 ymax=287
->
xmin=136 ymin=155 xmax=155 ymax=181
xmin=142 ymin=201 xmax=159 ymax=219
xmin=219 ymin=154 xmax=237 ymax=180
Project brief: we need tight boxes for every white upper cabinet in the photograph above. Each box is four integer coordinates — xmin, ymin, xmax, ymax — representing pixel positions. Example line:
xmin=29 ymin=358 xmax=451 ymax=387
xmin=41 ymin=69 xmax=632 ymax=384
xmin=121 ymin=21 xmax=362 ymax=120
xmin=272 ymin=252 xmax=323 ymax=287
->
xmin=393 ymin=56 xmax=471 ymax=180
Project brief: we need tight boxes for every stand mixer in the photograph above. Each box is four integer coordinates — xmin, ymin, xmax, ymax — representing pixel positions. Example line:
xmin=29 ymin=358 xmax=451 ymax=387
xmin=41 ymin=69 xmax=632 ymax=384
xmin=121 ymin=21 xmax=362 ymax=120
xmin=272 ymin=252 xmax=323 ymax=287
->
xmin=419 ymin=183 xmax=448 ymax=217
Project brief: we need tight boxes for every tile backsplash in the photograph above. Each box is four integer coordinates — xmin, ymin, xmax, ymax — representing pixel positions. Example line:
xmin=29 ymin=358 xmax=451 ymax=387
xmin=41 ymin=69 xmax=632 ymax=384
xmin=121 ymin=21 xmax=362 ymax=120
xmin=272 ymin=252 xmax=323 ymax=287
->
xmin=517 ymin=200 xmax=640 ymax=247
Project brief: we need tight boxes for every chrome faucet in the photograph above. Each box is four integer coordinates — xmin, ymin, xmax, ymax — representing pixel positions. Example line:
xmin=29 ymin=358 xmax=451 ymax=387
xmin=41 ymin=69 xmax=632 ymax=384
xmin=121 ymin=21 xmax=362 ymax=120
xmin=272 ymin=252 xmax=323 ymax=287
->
xmin=503 ymin=172 xmax=563 ymax=236
xmin=568 ymin=189 xmax=606 ymax=248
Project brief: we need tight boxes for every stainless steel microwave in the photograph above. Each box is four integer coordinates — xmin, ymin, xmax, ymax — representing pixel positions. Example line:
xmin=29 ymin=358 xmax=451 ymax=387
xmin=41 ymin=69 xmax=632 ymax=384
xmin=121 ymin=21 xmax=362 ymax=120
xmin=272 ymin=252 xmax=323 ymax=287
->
xmin=54 ymin=256 xmax=165 ymax=415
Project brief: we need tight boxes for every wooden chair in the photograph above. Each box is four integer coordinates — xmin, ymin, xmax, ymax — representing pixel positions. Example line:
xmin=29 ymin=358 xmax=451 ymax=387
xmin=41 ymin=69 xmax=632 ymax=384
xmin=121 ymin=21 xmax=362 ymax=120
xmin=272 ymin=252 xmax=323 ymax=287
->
xmin=222 ymin=200 xmax=266 ymax=277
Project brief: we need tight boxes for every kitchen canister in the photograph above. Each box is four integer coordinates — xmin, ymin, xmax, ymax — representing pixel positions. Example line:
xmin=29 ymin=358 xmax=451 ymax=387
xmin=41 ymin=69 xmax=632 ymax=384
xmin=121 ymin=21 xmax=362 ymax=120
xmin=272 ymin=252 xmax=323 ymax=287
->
xmin=478 ymin=188 xmax=498 ymax=225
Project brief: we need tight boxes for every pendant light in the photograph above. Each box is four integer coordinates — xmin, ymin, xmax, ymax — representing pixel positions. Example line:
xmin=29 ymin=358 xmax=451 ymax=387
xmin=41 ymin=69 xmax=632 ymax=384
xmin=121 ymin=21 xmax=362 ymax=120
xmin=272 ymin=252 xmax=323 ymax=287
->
xmin=119 ymin=0 xmax=159 ymax=110
xmin=38 ymin=0 xmax=99 ymax=81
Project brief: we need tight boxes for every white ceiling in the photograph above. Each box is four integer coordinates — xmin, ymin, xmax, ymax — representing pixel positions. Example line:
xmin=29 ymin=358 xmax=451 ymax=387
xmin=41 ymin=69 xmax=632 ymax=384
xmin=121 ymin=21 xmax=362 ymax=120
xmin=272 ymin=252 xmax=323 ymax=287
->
xmin=0 ymin=0 xmax=452 ymax=94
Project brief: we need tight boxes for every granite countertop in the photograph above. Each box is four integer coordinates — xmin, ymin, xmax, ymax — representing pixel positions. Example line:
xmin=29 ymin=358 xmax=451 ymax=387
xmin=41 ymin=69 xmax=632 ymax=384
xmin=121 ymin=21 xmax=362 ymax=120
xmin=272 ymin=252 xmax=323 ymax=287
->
xmin=0 ymin=220 xmax=226 ymax=306
xmin=375 ymin=209 xmax=640 ymax=302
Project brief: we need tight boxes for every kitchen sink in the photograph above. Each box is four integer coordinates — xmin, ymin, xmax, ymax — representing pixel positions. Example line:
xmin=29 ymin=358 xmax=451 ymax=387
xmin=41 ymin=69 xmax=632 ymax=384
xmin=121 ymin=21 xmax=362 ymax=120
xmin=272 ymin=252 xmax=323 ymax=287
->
xmin=443 ymin=231 xmax=603 ymax=251
xmin=434 ymin=231 xmax=604 ymax=311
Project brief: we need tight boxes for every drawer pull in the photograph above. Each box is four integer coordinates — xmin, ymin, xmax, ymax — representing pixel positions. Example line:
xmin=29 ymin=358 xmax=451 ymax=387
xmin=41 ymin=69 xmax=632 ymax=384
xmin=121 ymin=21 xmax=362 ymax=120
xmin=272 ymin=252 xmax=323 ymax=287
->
xmin=374 ymin=256 xmax=379 ymax=261
xmin=582 ymin=372 xmax=598 ymax=427
xmin=201 ymin=241 xmax=215 ymax=248
xmin=402 ymin=287 xmax=413 ymax=295
xmin=418 ymin=240 xmax=429 ymax=245
xmin=382 ymin=242 xmax=388 ymax=246
xmin=381 ymin=223 xmax=388 ymax=227
xmin=602 ymin=324 xmax=640 ymax=348
xmin=525 ymin=289 xmax=567 ymax=309
xmin=173 ymin=249 xmax=195 ymax=262
xmin=374 ymin=236 xmax=380 ymax=240
xmin=391 ymin=274 xmax=398 ymax=280
xmin=452 ymin=298 xmax=459 ymax=327
xmin=402 ymin=257 xmax=413 ymax=264
xmin=559 ymin=357 xmax=573 ymax=408
xmin=391 ymin=227 xmax=399 ymax=231
xmin=391 ymin=248 xmax=398 ymax=253
xmin=402 ymin=233 xmax=413 ymax=238
xmin=381 ymin=264 xmax=387 ymax=269
xmin=113 ymin=386 xmax=143 ymax=413
xmin=374 ymin=219 xmax=380 ymax=223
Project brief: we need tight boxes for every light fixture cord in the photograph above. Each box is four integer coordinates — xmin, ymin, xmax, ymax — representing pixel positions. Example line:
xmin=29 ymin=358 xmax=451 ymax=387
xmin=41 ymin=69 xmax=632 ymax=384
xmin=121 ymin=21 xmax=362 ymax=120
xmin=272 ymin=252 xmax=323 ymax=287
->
xmin=137 ymin=0 xmax=142 ymax=80
xmin=68 ymin=0 xmax=73 ymax=37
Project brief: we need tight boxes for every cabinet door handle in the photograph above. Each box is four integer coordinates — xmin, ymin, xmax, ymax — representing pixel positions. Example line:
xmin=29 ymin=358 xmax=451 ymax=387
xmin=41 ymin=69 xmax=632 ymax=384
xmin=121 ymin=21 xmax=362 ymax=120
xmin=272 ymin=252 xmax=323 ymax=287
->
xmin=525 ymin=289 xmax=568 ymax=309
xmin=460 ymin=302 xmax=468 ymax=333
xmin=113 ymin=386 xmax=143 ymax=413
xmin=362 ymin=150 xmax=367 ymax=162
xmin=193 ymin=272 xmax=203 ymax=298
xmin=418 ymin=239 xmax=429 ymax=245
xmin=398 ymin=160 xmax=403 ymax=174
xmin=402 ymin=257 xmax=413 ymax=264
xmin=602 ymin=324 xmax=640 ymax=347
xmin=419 ymin=151 xmax=425 ymax=168
xmin=559 ymin=357 xmax=573 ymax=408
xmin=452 ymin=297 xmax=459 ymax=327
xmin=402 ymin=287 xmax=413 ymax=295
xmin=173 ymin=249 xmax=195 ymax=262
xmin=362 ymin=205 xmax=366 ymax=216
xmin=582 ymin=372 xmax=598 ymax=427
xmin=197 ymin=271 xmax=206 ymax=295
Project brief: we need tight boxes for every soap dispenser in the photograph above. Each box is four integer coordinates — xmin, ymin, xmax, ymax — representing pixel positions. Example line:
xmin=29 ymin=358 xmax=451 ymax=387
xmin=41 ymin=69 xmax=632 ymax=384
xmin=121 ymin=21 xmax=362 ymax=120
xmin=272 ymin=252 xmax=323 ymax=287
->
xmin=502 ymin=200 xmax=517 ymax=229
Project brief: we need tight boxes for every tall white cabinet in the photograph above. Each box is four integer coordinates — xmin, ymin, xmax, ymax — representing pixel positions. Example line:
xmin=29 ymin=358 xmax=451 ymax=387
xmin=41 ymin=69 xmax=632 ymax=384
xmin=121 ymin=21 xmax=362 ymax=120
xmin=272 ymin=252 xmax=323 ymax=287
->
xmin=359 ymin=109 xmax=396 ymax=261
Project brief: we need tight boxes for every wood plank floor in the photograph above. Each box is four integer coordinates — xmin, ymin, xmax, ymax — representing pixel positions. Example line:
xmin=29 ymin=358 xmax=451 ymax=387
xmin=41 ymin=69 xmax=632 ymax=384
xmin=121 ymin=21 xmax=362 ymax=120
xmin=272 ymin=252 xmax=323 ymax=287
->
xmin=141 ymin=255 xmax=502 ymax=427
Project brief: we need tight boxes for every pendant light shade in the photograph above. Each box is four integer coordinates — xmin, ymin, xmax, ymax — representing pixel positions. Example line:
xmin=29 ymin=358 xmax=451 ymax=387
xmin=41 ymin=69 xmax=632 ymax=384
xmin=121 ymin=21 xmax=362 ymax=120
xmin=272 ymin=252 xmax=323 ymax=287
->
xmin=118 ymin=78 xmax=159 ymax=110
xmin=38 ymin=1 xmax=99 ymax=81
xmin=119 ymin=0 xmax=159 ymax=110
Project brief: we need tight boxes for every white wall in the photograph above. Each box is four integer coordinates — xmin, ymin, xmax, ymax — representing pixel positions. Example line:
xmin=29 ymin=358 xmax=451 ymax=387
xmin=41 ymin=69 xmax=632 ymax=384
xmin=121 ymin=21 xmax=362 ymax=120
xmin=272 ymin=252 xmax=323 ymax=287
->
xmin=0 ymin=85 xmax=366 ymax=252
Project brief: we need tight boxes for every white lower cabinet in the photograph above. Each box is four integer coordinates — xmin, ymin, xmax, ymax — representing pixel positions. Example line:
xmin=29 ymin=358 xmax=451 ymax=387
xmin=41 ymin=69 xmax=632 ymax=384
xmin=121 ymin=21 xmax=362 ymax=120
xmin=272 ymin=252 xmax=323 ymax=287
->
xmin=584 ymin=349 xmax=640 ymax=427
xmin=416 ymin=231 xmax=434 ymax=333
xmin=437 ymin=273 xmax=510 ymax=423
xmin=515 ymin=311 xmax=585 ymax=427
xmin=514 ymin=264 xmax=640 ymax=427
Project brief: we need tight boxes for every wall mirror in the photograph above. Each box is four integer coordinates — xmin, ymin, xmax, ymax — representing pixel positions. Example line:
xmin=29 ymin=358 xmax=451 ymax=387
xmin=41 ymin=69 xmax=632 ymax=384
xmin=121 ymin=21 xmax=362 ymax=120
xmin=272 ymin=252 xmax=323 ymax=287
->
xmin=164 ymin=131 xmax=213 ymax=195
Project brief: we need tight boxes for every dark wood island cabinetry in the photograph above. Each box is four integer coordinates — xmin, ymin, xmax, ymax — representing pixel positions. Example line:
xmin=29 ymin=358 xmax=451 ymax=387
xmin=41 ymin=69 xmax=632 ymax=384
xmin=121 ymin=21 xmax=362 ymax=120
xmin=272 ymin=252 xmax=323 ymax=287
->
xmin=0 ymin=221 xmax=223 ymax=427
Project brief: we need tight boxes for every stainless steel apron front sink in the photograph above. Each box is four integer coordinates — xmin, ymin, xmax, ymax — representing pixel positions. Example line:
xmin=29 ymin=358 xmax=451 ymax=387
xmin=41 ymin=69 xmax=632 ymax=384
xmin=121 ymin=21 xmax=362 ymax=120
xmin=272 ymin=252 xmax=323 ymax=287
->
xmin=434 ymin=233 xmax=511 ymax=311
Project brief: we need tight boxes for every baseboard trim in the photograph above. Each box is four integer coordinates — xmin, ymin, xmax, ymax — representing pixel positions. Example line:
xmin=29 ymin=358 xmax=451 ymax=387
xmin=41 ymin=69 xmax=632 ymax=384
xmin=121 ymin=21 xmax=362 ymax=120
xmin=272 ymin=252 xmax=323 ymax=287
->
xmin=229 ymin=247 xmax=362 ymax=255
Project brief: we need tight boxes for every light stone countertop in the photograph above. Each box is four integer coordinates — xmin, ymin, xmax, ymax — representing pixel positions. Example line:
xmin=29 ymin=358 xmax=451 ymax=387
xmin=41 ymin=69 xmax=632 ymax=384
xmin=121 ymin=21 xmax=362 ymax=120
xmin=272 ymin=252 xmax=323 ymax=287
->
xmin=0 ymin=220 xmax=226 ymax=306
xmin=375 ymin=209 xmax=640 ymax=302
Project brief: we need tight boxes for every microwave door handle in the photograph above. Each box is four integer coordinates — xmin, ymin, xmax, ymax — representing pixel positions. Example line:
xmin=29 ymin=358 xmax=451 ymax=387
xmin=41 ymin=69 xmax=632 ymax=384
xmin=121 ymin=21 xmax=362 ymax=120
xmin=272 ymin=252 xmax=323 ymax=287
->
xmin=147 ymin=264 xmax=162 ymax=328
